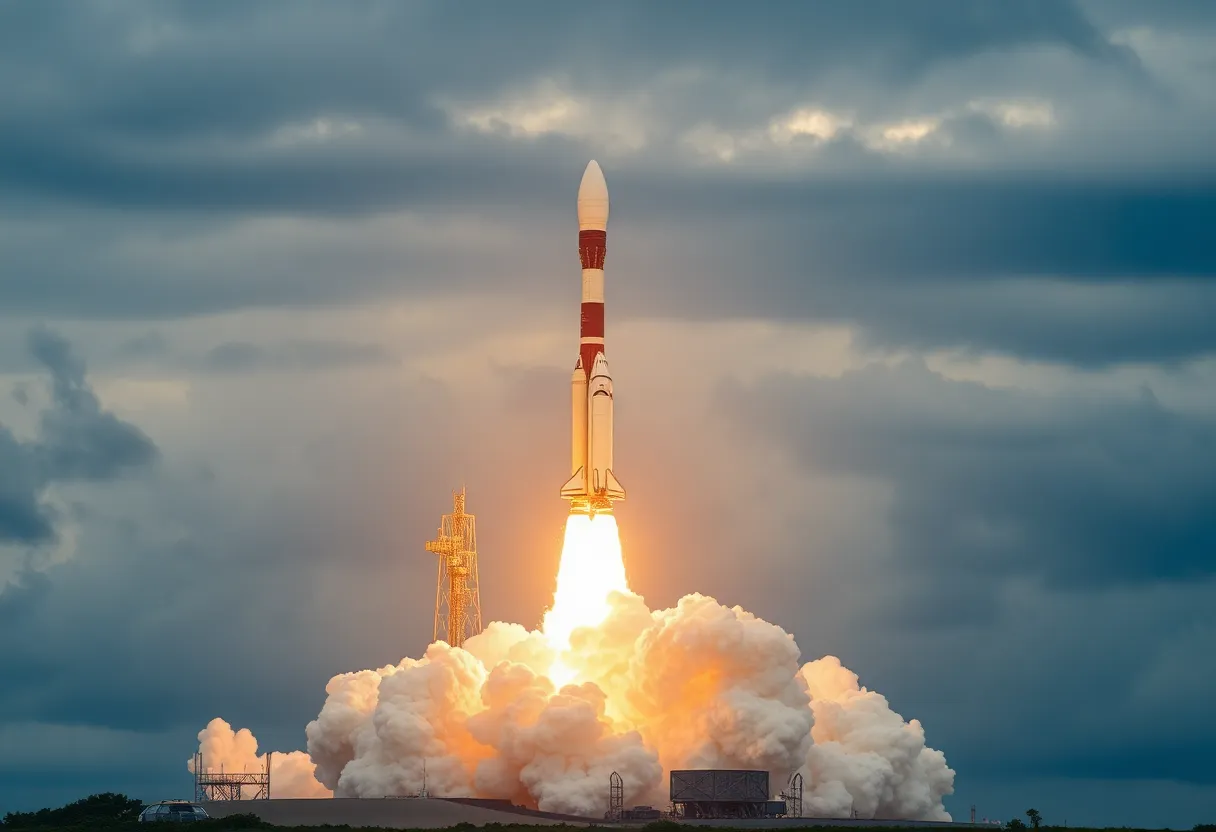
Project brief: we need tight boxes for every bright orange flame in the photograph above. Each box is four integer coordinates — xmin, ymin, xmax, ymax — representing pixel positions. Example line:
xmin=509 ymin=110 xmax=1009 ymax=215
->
xmin=542 ymin=512 xmax=630 ymax=685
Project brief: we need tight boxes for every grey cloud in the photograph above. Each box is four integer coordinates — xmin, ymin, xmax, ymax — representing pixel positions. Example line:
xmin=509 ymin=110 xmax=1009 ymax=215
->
xmin=0 ymin=360 xmax=567 ymax=741
xmin=114 ymin=331 xmax=171 ymax=359
xmin=4 ymin=174 xmax=1215 ymax=369
xmin=714 ymin=360 xmax=1216 ymax=800
xmin=853 ymin=577 xmax=1216 ymax=801
xmin=1080 ymin=0 xmax=1216 ymax=31
xmin=28 ymin=328 xmax=158 ymax=481
xmin=0 ymin=0 xmax=1213 ymax=372
xmin=202 ymin=339 xmax=395 ymax=373
xmin=0 ymin=1 xmax=1161 ymax=212
xmin=0 ymin=433 xmax=55 ymax=545
xmin=727 ymin=360 xmax=1216 ymax=596
xmin=202 ymin=342 xmax=261 ymax=372
xmin=617 ymin=176 xmax=1216 ymax=366
xmin=0 ymin=328 xmax=157 ymax=544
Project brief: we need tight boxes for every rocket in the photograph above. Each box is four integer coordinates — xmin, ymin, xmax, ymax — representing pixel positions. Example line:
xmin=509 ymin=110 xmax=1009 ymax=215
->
xmin=561 ymin=160 xmax=625 ymax=514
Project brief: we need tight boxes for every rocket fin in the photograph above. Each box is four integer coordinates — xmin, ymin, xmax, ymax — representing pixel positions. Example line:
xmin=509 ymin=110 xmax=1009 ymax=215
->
xmin=604 ymin=469 xmax=625 ymax=500
xmin=561 ymin=467 xmax=588 ymax=498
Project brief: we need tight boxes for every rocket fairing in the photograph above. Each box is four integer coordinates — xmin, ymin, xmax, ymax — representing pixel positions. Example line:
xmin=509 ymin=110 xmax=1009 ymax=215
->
xmin=561 ymin=160 xmax=625 ymax=514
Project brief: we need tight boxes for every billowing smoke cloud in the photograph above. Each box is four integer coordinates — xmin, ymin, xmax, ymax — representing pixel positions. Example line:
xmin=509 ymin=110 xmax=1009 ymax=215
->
xmin=565 ymin=592 xmax=816 ymax=782
xmin=190 ymin=718 xmax=330 ymax=798
xmin=197 ymin=591 xmax=953 ymax=819
xmin=799 ymin=657 xmax=955 ymax=821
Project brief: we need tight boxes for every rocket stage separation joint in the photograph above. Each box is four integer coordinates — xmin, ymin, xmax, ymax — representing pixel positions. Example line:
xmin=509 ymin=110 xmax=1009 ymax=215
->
xmin=560 ymin=160 xmax=625 ymax=516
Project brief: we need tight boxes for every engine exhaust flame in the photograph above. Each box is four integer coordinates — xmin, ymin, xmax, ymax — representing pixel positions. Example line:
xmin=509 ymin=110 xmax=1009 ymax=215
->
xmin=542 ymin=512 xmax=629 ymax=685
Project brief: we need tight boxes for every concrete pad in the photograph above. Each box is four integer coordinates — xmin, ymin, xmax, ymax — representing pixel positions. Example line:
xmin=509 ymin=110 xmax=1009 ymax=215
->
xmin=202 ymin=797 xmax=585 ymax=828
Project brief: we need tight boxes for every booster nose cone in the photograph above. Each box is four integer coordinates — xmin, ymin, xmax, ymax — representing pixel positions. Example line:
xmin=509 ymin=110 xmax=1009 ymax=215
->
xmin=577 ymin=160 xmax=609 ymax=231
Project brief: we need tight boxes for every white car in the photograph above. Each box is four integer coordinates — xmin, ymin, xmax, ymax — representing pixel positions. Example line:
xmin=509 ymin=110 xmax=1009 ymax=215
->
xmin=138 ymin=800 xmax=210 ymax=822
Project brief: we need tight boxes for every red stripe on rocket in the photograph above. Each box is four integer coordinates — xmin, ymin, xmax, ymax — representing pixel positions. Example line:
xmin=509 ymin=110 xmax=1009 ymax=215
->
xmin=561 ymin=160 xmax=625 ymax=512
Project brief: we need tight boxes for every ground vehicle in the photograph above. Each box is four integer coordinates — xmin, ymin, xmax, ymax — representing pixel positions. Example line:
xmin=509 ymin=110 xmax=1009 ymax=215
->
xmin=138 ymin=801 xmax=210 ymax=822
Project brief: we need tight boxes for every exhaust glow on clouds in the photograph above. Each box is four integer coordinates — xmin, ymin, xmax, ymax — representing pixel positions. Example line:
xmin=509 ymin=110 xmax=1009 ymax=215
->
xmin=195 ymin=571 xmax=954 ymax=819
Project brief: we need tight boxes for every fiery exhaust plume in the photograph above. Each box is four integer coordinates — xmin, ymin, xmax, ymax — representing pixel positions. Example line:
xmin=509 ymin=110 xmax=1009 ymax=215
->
xmin=542 ymin=513 xmax=629 ymax=684
xmin=193 ymin=511 xmax=955 ymax=819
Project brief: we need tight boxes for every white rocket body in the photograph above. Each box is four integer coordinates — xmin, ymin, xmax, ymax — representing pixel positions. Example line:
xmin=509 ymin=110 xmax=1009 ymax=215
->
xmin=561 ymin=161 xmax=625 ymax=512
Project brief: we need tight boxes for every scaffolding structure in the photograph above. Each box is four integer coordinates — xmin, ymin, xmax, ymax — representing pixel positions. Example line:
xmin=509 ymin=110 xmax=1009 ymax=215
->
xmin=425 ymin=487 xmax=483 ymax=648
xmin=193 ymin=752 xmax=272 ymax=802
xmin=780 ymin=772 xmax=803 ymax=819
xmin=608 ymin=771 xmax=624 ymax=821
xmin=670 ymin=770 xmax=786 ymax=819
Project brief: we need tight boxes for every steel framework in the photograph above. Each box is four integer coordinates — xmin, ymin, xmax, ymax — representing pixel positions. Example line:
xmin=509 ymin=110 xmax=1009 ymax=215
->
xmin=608 ymin=771 xmax=624 ymax=820
xmin=425 ymin=487 xmax=483 ymax=648
xmin=193 ymin=751 xmax=272 ymax=801
xmin=670 ymin=769 xmax=780 ymax=819
xmin=780 ymin=772 xmax=803 ymax=818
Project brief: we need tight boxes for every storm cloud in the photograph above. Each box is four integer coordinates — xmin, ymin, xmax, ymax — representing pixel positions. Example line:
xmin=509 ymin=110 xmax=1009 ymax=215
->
xmin=730 ymin=360 xmax=1216 ymax=592
xmin=1 ymin=1 xmax=1214 ymax=362
xmin=0 ymin=329 xmax=157 ymax=545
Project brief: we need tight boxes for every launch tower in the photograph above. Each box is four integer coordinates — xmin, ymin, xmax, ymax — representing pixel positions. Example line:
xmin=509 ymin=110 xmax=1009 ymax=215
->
xmin=425 ymin=488 xmax=483 ymax=648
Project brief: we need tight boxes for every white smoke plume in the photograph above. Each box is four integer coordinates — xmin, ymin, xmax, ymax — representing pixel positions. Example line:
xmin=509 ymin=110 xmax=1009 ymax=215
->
xmin=196 ymin=590 xmax=954 ymax=818
xmin=799 ymin=657 xmax=955 ymax=821
xmin=189 ymin=718 xmax=330 ymax=798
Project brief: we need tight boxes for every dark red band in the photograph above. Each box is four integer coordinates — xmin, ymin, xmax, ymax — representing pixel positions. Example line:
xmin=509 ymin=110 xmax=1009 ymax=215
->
xmin=581 ymin=344 xmax=603 ymax=378
xmin=580 ymin=302 xmax=604 ymax=339
xmin=579 ymin=230 xmax=606 ymax=270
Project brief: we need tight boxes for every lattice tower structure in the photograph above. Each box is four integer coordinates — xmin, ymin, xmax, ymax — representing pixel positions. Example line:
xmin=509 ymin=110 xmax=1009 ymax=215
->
xmin=608 ymin=771 xmax=624 ymax=821
xmin=425 ymin=487 xmax=483 ymax=648
xmin=193 ymin=751 xmax=272 ymax=801
xmin=781 ymin=772 xmax=803 ymax=818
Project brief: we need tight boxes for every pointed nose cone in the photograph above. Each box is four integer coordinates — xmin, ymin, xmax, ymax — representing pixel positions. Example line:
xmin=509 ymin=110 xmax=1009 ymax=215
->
xmin=577 ymin=160 xmax=609 ymax=231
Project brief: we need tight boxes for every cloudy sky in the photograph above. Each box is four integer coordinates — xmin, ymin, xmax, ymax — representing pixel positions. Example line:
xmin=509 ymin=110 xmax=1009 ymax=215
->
xmin=2 ymin=0 xmax=1215 ymax=826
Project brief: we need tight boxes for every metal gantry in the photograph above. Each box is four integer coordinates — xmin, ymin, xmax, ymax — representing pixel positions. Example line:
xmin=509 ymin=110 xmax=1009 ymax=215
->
xmin=425 ymin=487 xmax=483 ymax=648
xmin=193 ymin=751 xmax=272 ymax=802
xmin=670 ymin=769 xmax=787 ymax=819
xmin=781 ymin=772 xmax=803 ymax=819
xmin=608 ymin=771 xmax=624 ymax=820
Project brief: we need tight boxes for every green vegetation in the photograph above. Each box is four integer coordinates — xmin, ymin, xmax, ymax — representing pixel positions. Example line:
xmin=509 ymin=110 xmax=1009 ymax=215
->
xmin=0 ymin=795 xmax=1210 ymax=832
xmin=2 ymin=793 xmax=143 ymax=829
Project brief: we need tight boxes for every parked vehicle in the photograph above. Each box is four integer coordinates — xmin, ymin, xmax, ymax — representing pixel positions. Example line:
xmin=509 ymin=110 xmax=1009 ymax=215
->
xmin=138 ymin=801 xmax=210 ymax=822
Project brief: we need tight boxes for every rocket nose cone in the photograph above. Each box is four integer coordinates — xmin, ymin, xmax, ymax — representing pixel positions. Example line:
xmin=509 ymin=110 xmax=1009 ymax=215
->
xmin=577 ymin=160 xmax=609 ymax=231
xmin=580 ymin=160 xmax=607 ymax=197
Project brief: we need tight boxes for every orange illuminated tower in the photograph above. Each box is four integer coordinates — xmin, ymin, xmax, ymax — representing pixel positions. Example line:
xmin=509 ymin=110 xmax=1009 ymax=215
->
xmin=424 ymin=488 xmax=483 ymax=648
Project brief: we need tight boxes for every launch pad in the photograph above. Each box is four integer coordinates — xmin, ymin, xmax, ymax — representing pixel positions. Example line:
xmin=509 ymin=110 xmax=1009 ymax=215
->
xmin=198 ymin=796 xmax=976 ymax=829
